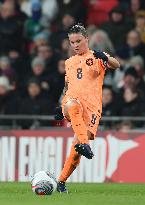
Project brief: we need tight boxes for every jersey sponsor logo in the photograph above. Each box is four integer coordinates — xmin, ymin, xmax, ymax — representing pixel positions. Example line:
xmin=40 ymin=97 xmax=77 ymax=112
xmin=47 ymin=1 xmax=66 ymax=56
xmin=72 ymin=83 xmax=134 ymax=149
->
xmin=86 ymin=58 xmax=93 ymax=66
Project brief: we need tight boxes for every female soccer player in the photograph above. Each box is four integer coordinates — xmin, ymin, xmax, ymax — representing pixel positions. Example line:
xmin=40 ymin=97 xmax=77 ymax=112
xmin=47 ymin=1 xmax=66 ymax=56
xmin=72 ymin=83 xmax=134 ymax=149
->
xmin=56 ymin=24 xmax=120 ymax=192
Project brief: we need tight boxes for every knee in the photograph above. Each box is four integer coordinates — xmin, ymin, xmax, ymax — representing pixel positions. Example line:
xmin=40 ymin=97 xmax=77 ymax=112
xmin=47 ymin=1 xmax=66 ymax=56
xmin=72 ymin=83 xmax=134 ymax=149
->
xmin=66 ymin=101 xmax=81 ymax=115
xmin=64 ymin=100 xmax=82 ymax=119
xmin=64 ymin=100 xmax=78 ymax=121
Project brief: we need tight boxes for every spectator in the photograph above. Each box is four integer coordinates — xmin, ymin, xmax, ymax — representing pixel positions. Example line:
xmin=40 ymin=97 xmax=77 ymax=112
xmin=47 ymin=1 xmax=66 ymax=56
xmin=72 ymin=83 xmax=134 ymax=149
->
xmin=102 ymin=86 xmax=119 ymax=117
xmin=113 ymin=55 xmax=144 ymax=91
xmin=37 ymin=45 xmax=60 ymax=74
xmin=49 ymin=13 xmax=75 ymax=49
xmin=113 ymin=46 xmax=132 ymax=90
xmin=89 ymin=29 xmax=115 ymax=56
xmin=116 ymin=30 xmax=145 ymax=62
xmin=100 ymin=7 xmax=133 ymax=48
xmin=0 ymin=56 xmax=17 ymax=86
xmin=0 ymin=76 xmax=20 ymax=116
xmin=18 ymin=78 xmax=54 ymax=129
xmin=20 ymin=0 xmax=32 ymax=16
xmin=29 ymin=56 xmax=50 ymax=92
xmin=29 ymin=56 xmax=59 ymax=101
xmin=14 ymin=0 xmax=28 ymax=23
xmin=24 ymin=0 xmax=51 ymax=42
xmin=117 ymin=66 xmax=145 ymax=104
xmin=134 ymin=10 xmax=145 ymax=43
xmin=60 ymin=38 xmax=70 ymax=59
xmin=114 ymin=31 xmax=145 ymax=87
xmin=52 ymin=59 xmax=65 ymax=103
xmin=129 ymin=55 xmax=144 ymax=78
xmin=0 ymin=1 xmax=24 ymax=53
xmin=102 ymin=86 xmax=120 ymax=128
xmin=113 ymin=55 xmax=144 ymax=90
xmin=100 ymin=6 xmax=133 ymax=48
xmin=56 ymin=0 xmax=86 ymax=23
xmin=87 ymin=25 xmax=97 ymax=38
xmin=131 ymin=0 xmax=141 ymax=12
xmin=8 ymin=49 xmax=31 ymax=91
xmin=128 ymin=0 xmax=144 ymax=17
xmin=30 ymin=32 xmax=48 ymax=55
xmin=41 ymin=0 xmax=58 ymax=21
xmin=21 ymin=0 xmax=58 ymax=21
xmin=124 ymin=66 xmax=145 ymax=95
xmin=120 ymin=87 xmax=145 ymax=119
xmin=67 ymin=44 xmax=76 ymax=58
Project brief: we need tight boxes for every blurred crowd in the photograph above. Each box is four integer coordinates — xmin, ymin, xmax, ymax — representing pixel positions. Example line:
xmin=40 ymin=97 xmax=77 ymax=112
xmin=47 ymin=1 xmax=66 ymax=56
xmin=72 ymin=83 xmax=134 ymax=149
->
xmin=0 ymin=0 xmax=145 ymax=130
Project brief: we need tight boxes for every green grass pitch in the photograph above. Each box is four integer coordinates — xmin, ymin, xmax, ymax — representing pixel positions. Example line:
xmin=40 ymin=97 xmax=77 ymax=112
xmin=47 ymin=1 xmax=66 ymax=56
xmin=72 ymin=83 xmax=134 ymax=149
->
xmin=0 ymin=183 xmax=145 ymax=205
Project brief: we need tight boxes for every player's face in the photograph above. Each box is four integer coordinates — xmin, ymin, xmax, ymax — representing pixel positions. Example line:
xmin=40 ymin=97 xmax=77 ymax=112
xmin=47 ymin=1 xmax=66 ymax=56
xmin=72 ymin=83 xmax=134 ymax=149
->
xmin=69 ymin=33 xmax=89 ymax=55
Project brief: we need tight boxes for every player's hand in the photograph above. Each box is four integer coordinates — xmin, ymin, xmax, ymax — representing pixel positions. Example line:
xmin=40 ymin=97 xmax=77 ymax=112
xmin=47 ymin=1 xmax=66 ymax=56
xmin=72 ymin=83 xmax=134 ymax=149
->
xmin=93 ymin=50 xmax=108 ymax=63
xmin=55 ymin=107 xmax=64 ymax=120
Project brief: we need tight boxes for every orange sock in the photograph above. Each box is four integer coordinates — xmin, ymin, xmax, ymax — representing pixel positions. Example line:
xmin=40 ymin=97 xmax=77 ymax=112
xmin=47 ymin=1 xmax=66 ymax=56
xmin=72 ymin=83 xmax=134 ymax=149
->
xmin=59 ymin=140 xmax=81 ymax=182
xmin=67 ymin=103 xmax=88 ymax=144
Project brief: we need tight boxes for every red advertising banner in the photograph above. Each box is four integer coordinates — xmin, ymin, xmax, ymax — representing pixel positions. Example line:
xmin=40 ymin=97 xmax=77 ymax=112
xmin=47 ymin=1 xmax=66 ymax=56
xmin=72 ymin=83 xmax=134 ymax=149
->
xmin=0 ymin=129 xmax=145 ymax=182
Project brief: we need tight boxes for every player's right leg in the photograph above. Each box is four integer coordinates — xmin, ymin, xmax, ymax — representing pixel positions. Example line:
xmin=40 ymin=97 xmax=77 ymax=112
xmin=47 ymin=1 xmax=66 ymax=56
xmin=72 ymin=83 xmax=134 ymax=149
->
xmin=64 ymin=99 xmax=94 ymax=159
xmin=64 ymin=99 xmax=89 ymax=143
xmin=57 ymin=100 xmax=95 ymax=192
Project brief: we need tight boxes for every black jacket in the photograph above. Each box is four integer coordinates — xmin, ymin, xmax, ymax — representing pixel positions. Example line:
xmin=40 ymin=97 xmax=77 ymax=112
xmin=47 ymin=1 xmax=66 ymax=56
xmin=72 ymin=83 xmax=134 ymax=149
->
xmin=0 ymin=15 xmax=23 ymax=53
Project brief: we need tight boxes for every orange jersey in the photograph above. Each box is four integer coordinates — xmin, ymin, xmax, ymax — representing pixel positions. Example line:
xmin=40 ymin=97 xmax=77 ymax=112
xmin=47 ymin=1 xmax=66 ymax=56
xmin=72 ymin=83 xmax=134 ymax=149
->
xmin=63 ymin=49 xmax=106 ymax=114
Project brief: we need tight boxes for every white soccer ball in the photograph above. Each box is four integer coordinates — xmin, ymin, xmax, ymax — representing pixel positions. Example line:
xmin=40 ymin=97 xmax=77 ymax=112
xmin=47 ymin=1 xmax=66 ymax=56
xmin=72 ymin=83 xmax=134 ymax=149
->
xmin=31 ymin=171 xmax=57 ymax=195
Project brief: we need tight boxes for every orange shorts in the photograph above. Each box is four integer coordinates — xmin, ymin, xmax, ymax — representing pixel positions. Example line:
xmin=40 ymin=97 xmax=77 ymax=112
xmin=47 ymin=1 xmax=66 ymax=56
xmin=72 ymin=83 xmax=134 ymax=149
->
xmin=62 ymin=96 xmax=101 ymax=138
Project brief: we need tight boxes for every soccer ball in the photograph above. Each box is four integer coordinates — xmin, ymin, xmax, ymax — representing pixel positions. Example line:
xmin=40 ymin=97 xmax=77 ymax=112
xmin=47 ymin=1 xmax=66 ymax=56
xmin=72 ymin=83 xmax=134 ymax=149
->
xmin=31 ymin=171 xmax=57 ymax=195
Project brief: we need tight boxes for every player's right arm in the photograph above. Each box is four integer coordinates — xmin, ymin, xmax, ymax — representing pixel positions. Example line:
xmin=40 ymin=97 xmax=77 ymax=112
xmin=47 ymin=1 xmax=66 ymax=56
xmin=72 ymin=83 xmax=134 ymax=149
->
xmin=55 ymin=83 xmax=67 ymax=120
xmin=62 ymin=78 xmax=68 ymax=97
xmin=62 ymin=59 xmax=69 ymax=97
xmin=55 ymin=60 xmax=69 ymax=120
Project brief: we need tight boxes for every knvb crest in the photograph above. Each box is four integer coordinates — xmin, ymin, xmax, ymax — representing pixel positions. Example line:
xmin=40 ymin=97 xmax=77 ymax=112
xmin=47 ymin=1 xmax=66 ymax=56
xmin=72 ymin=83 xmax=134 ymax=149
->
xmin=86 ymin=58 xmax=93 ymax=66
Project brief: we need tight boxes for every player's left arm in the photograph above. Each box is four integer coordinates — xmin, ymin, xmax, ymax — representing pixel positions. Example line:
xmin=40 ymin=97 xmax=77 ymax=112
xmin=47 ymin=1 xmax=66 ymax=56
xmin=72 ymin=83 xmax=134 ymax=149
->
xmin=93 ymin=50 xmax=120 ymax=69
xmin=107 ymin=55 xmax=120 ymax=69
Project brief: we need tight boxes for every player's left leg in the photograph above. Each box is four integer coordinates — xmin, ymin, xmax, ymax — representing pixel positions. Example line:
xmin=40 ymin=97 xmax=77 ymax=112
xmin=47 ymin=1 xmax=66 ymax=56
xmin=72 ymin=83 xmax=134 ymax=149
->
xmin=57 ymin=132 xmax=95 ymax=192
xmin=57 ymin=135 xmax=81 ymax=193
